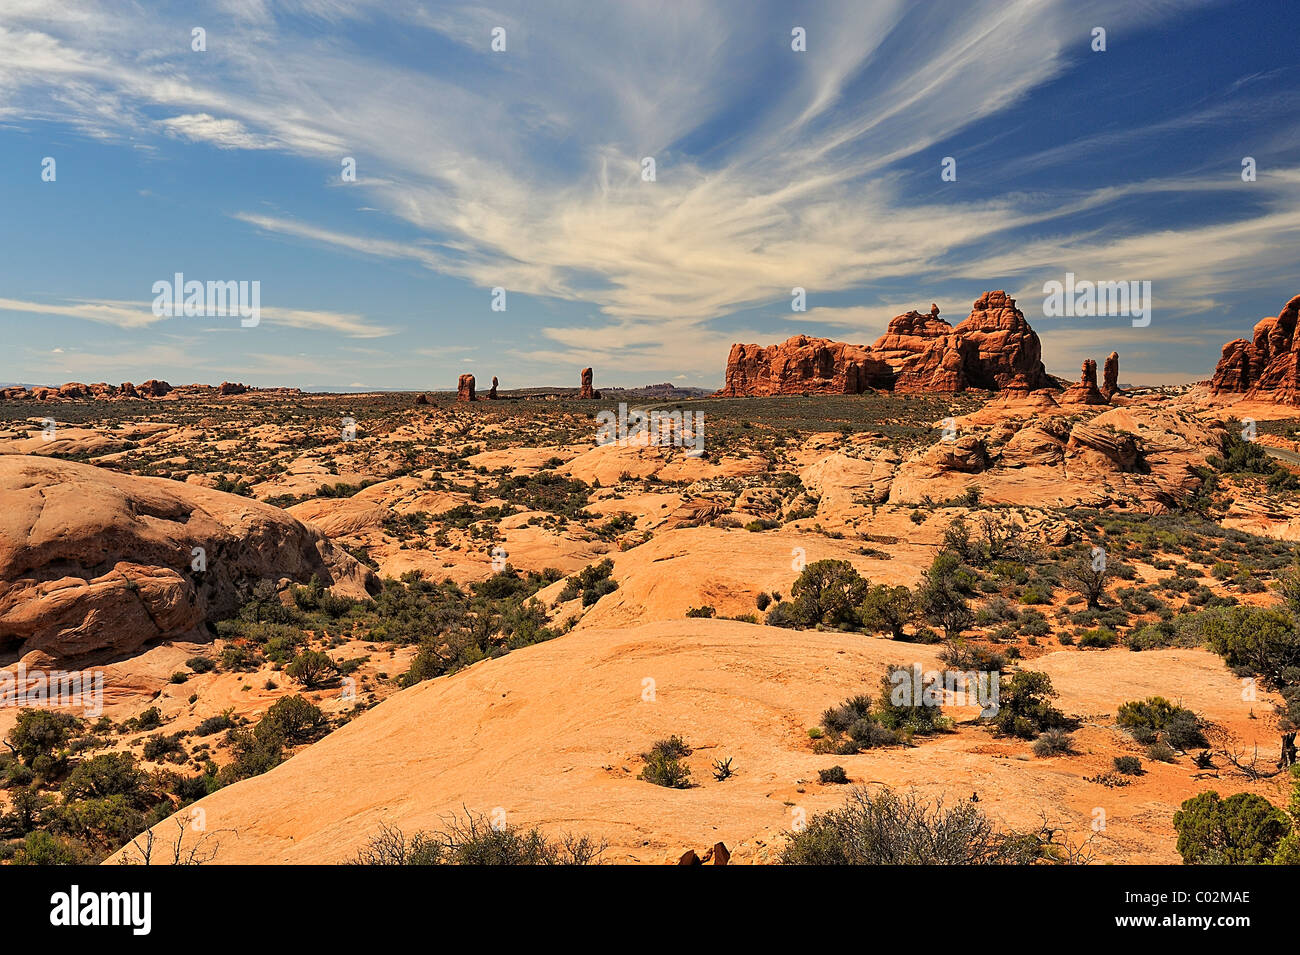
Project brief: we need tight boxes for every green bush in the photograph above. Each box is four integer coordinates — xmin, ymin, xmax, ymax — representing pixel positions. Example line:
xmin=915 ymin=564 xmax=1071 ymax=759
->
xmin=818 ymin=766 xmax=850 ymax=785
xmin=1113 ymin=755 xmax=1143 ymax=775
xmin=1173 ymin=791 xmax=1290 ymax=864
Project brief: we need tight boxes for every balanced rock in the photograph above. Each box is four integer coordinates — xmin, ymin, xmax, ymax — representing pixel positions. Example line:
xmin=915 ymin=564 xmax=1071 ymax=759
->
xmin=487 ymin=376 xmax=499 ymax=400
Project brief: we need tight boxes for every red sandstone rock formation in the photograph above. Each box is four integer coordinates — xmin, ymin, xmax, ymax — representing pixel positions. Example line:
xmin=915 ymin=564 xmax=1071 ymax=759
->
xmin=947 ymin=291 xmax=1052 ymax=393
xmin=487 ymin=376 xmax=499 ymax=399
xmin=414 ymin=393 xmax=429 ymax=405
xmin=1061 ymin=359 xmax=1108 ymax=405
xmin=57 ymin=382 xmax=92 ymax=399
xmin=137 ymin=379 xmax=172 ymax=398
xmin=580 ymin=367 xmax=600 ymax=399
xmin=457 ymin=374 xmax=476 ymax=402
xmin=1211 ymin=294 xmax=1300 ymax=403
xmin=218 ymin=381 xmax=248 ymax=396
xmin=717 ymin=335 xmax=892 ymax=396
xmin=718 ymin=292 xmax=1052 ymax=397
xmin=1102 ymin=352 xmax=1121 ymax=399
xmin=119 ymin=382 xmax=139 ymax=398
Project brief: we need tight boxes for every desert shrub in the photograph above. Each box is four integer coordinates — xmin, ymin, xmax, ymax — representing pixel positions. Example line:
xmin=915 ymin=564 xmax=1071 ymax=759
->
xmin=1114 ymin=755 xmax=1143 ymax=775
xmin=350 ymin=816 xmax=604 ymax=865
xmin=874 ymin=666 xmax=944 ymax=736
xmin=1076 ymin=627 xmax=1117 ymax=648
xmin=788 ymin=559 xmax=870 ymax=629
xmin=285 ymin=650 xmax=338 ymax=688
xmin=755 ymin=592 xmax=772 ymax=611
xmin=1032 ymin=729 xmax=1074 ymax=757
xmin=765 ymin=600 xmax=809 ymax=629
xmin=7 ymin=710 xmax=82 ymax=766
xmin=1147 ymin=740 xmax=1178 ymax=762
xmin=558 ymin=559 xmax=618 ymax=607
xmin=10 ymin=830 xmax=86 ymax=865
xmin=1173 ymin=791 xmax=1290 ymax=864
xmin=640 ymin=736 xmax=693 ymax=788
xmin=186 ymin=656 xmax=216 ymax=673
xmin=993 ymin=670 xmax=1068 ymax=739
xmin=257 ymin=695 xmax=326 ymax=746
xmin=779 ymin=786 xmax=1043 ymax=865
xmin=1116 ymin=697 xmax=1207 ymax=749
xmin=220 ymin=728 xmax=283 ymax=784
xmin=194 ymin=712 xmax=236 ymax=737
xmin=60 ymin=753 xmax=149 ymax=804
xmin=940 ymin=640 xmax=1006 ymax=673
xmin=858 ymin=585 xmax=915 ymax=639
xmin=685 ymin=605 xmax=716 ymax=618
xmin=141 ymin=734 xmax=185 ymax=762
xmin=819 ymin=766 xmax=850 ymax=785
xmin=1199 ymin=606 xmax=1300 ymax=687
xmin=916 ymin=552 xmax=977 ymax=640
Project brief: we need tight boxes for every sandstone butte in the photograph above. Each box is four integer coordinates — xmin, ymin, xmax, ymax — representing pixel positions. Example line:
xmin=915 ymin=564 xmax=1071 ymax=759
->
xmin=457 ymin=373 xmax=476 ymax=402
xmin=717 ymin=291 xmax=1054 ymax=397
xmin=1211 ymin=293 xmax=1300 ymax=403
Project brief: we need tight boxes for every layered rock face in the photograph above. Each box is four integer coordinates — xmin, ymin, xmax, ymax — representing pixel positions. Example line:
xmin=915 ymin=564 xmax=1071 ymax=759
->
xmin=1211 ymin=294 xmax=1300 ymax=403
xmin=717 ymin=336 xmax=892 ymax=397
xmin=580 ymin=367 xmax=600 ymax=399
xmin=1102 ymin=352 xmax=1121 ymax=399
xmin=457 ymin=374 xmax=476 ymax=402
xmin=718 ymin=292 xmax=1052 ymax=396
xmin=0 ymin=456 xmax=377 ymax=664
xmin=1061 ymin=359 xmax=1108 ymax=405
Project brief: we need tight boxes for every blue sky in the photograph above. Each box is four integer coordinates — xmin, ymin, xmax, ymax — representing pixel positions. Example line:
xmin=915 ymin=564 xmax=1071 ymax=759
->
xmin=1 ymin=0 xmax=1298 ymax=391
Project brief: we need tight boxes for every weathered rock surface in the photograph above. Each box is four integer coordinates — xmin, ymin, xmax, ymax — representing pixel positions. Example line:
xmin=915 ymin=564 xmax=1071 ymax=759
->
xmin=457 ymin=374 xmax=476 ymax=402
xmin=487 ymin=376 xmax=499 ymax=400
xmin=0 ymin=456 xmax=377 ymax=664
xmin=580 ymin=367 xmax=599 ymax=399
xmin=1211 ymin=294 xmax=1300 ymax=403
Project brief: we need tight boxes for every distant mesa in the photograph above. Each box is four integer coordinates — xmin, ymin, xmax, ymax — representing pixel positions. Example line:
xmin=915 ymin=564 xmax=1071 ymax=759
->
xmin=580 ymin=366 xmax=600 ymax=399
xmin=717 ymin=291 xmax=1053 ymax=397
xmin=457 ymin=373 xmax=476 ymax=402
xmin=0 ymin=378 xmax=289 ymax=401
xmin=1211 ymin=294 xmax=1300 ymax=404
